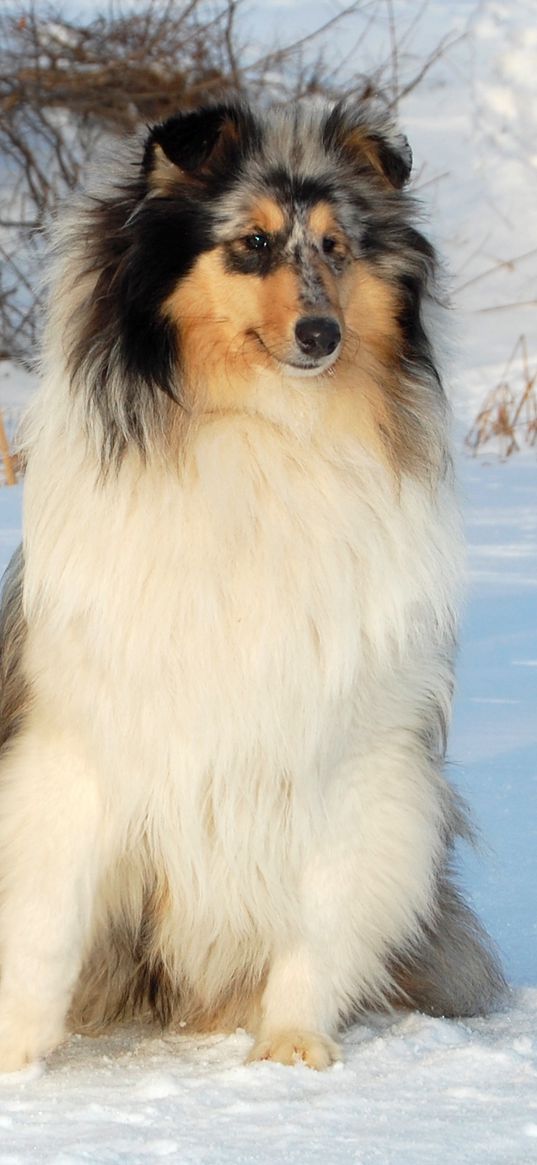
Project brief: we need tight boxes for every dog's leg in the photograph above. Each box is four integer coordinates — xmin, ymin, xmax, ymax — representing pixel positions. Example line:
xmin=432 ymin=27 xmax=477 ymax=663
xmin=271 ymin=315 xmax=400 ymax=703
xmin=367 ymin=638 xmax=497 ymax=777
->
xmin=0 ymin=725 xmax=103 ymax=1072
xmin=248 ymin=740 xmax=444 ymax=1069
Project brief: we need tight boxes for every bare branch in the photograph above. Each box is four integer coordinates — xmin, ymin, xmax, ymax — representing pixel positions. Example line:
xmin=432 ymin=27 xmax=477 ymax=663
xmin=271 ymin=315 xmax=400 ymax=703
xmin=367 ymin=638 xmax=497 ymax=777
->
xmin=0 ymin=0 xmax=465 ymax=365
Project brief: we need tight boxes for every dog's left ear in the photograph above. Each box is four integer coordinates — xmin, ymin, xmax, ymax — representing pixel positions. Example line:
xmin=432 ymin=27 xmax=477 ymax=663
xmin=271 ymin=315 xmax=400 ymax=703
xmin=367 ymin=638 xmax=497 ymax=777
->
xmin=143 ymin=104 xmax=253 ymax=192
xmin=324 ymin=103 xmax=412 ymax=190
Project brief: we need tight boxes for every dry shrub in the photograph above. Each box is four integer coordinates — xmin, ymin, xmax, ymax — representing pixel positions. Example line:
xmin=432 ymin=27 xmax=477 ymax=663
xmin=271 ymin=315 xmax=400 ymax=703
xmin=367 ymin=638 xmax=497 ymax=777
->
xmin=465 ymin=336 xmax=537 ymax=458
xmin=0 ymin=0 xmax=253 ymax=362
xmin=0 ymin=0 xmax=463 ymax=366
xmin=0 ymin=410 xmax=18 ymax=485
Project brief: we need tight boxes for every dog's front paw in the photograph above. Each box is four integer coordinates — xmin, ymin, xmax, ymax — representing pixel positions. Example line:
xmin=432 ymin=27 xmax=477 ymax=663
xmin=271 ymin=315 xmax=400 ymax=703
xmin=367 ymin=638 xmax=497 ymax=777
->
xmin=0 ymin=1028 xmax=36 ymax=1074
xmin=0 ymin=1004 xmax=62 ymax=1074
xmin=247 ymin=1028 xmax=341 ymax=1070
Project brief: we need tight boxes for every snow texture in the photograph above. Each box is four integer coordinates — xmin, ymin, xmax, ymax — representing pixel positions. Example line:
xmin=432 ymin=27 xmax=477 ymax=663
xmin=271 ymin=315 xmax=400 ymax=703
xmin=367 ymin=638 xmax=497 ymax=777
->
xmin=0 ymin=0 xmax=536 ymax=1160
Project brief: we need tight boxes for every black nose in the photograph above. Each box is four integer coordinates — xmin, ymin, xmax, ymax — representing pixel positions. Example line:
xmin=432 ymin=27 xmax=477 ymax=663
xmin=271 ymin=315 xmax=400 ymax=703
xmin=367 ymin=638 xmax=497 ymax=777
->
xmin=295 ymin=316 xmax=342 ymax=360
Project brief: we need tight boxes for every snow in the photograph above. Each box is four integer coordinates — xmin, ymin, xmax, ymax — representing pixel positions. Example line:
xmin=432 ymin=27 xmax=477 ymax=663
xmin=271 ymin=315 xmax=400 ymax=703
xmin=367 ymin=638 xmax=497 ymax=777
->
xmin=0 ymin=997 xmax=536 ymax=1164
xmin=0 ymin=0 xmax=536 ymax=1160
xmin=453 ymin=450 xmax=537 ymax=991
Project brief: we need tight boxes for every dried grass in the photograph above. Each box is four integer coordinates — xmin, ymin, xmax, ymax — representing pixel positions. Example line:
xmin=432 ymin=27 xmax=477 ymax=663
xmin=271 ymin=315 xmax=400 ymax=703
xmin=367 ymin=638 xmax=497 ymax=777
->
xmin=465 ymin=336 xmax=537 ymax=459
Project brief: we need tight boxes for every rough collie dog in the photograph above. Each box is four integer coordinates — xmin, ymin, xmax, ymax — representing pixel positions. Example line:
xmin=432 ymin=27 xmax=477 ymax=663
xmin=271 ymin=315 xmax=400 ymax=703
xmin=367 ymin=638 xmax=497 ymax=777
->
xmin=0 ymin=99 xmax=505 ymax=1073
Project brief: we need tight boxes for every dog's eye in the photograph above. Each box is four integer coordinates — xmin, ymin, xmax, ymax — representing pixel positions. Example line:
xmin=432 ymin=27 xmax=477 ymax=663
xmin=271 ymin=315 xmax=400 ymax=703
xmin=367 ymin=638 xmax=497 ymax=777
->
xmin=322 ymin=236 xmax=337 ymax=255
xmin=244 ymin=232 xmax=270 ymax=252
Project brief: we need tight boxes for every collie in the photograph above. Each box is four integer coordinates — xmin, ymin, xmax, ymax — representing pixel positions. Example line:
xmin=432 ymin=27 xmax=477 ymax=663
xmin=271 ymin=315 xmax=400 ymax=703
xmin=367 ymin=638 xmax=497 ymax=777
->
xmin=0 ymin=99 xmax=505 ymax=1072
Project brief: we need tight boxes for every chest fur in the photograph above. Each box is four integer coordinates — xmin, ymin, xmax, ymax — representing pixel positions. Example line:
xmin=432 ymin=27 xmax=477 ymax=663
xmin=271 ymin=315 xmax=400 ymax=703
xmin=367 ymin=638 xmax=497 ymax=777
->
xmin=23 ymin=415 xmax=459 ymax=780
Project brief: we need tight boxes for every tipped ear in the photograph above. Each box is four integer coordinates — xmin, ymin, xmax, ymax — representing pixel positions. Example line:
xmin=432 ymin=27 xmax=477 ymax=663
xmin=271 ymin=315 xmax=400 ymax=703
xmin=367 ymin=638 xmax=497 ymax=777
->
xmin=143 ymin=104 xmax=256 ymax=191
xmin=362 ymin=130 xmax=412 ymax=189
xmin=325 ymin=104 xmax=412 ymax=190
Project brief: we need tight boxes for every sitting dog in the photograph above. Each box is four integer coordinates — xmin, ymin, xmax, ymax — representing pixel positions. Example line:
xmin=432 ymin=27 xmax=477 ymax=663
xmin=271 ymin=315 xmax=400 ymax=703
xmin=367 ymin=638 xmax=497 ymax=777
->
xmin=0 ymin=98 xmax=505 ymax=1071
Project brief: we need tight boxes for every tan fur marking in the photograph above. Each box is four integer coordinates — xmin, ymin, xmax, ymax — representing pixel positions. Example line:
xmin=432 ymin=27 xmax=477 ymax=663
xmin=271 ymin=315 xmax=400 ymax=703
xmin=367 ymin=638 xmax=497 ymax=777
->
xmin=149 ymin=144 xmax=181 ymax=195
xmin=247 ymin=197 xmax=286 ymax=235
xmin=307 ymin=202 xmax=341 ymax=238
xmin=341 ymin=262 xmax=401 ymax=366
xmin=334 ymin=262 xmax=404 ymax=466
xmin=256 ymin=265 xmax=305 ymax=347
xmin=164 ymin=249 xmax=266 ymax=409
xmin=164 ymin=249 xmax=306 ymax=410
xmin=164 ymin=246 xmax=416 ymax=472
xmin=339 ymin=262 xmax=426 ymax=471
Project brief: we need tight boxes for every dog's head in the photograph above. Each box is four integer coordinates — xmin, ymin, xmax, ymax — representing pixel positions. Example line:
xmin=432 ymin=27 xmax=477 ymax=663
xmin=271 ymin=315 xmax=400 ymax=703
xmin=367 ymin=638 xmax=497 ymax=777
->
xmin=62 ymin=99 xmax=444 ymax=469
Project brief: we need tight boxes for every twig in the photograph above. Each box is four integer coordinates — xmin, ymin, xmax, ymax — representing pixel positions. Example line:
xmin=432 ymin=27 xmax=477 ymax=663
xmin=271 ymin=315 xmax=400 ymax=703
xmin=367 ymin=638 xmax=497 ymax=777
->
xmin=454 ymin=247 xmax=537 ymax=294
xmin=474 ymin=300 xmax=537 ymax=313
xmin=385 ymin=0 xmax=399 ymax=111
xmin=387 ymin=31 xmax=466 ymax=107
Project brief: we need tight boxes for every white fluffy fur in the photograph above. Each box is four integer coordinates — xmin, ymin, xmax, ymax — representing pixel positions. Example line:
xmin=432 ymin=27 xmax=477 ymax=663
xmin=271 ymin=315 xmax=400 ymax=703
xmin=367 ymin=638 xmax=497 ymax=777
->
xmin=0 ymin=332 xmax=463 ymax=1069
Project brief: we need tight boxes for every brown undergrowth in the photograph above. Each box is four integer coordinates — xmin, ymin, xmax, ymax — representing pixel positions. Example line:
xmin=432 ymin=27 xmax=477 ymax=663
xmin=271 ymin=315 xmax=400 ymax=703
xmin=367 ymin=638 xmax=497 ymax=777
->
xmin=465 ymin=336 xmax=537 ymax=459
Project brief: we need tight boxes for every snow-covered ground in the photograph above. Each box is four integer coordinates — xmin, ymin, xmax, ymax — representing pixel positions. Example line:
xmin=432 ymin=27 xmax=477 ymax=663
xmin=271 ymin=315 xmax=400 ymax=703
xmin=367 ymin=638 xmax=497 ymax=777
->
xmin=0 ymin=1 xmax=536 ymax=1161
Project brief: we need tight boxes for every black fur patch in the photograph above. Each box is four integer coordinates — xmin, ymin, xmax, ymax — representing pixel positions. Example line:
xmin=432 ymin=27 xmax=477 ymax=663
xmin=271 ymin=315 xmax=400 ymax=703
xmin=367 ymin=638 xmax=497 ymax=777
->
xmin=265 ymin=168 xmax=336 ymax=210
xmin=224 ymin=236 xmax=284 ymax=278
xmin=143 ymin=103 xmax=262 ymax=185
xmin=144 ymin=107 xmax=230 ymax=175
xmin=68 ymin=184 xmax=216 ymax=461
xmin=369 ymin=133 xmax=412 ymax=189
xmin=116 ymin=200 xmax=214 ymax=388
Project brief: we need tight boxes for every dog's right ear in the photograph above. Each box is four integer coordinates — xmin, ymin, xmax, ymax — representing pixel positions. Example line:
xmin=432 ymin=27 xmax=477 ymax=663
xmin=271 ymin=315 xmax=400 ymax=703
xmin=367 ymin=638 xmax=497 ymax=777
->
xmin=143 ymin=105 xmax=255 ymax=192
xmin=324 ymin=102 xmax=412 ymax=191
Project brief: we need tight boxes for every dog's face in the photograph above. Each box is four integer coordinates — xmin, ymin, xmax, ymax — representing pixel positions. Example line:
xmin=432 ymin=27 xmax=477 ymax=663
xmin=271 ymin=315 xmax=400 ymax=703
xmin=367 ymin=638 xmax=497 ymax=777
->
xmin=166 ymin=194 xmax=347 ymax=384
xmin=67 ymin=99 xmax=443 ymax=469
xmin=140 ymin=103 xmax=417 ymax=412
